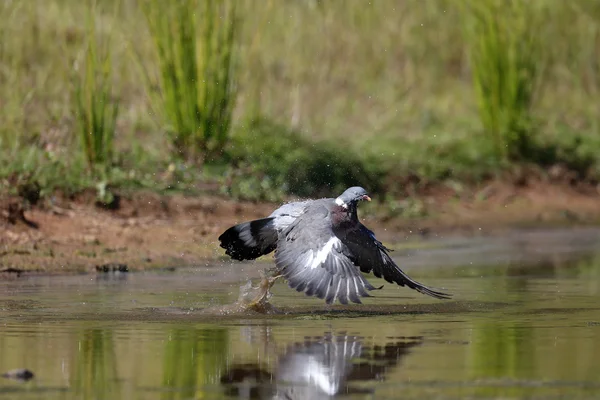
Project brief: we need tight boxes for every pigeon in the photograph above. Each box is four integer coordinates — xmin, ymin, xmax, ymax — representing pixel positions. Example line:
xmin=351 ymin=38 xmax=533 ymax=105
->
xmin=219 ymin=186 xmax=451 ymax=304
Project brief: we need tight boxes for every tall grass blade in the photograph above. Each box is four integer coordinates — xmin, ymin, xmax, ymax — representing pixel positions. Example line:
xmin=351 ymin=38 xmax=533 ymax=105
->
xmin=461 ymin=0 xmax=548 ymax=162
xmin=141 ymin=0 xmax=238 ymax=163
xmin=74 ymin=0 xmax=119 ymax=173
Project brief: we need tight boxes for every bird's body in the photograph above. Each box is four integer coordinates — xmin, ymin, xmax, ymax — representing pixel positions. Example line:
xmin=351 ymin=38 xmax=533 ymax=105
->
xmin=219 ymin=186 xmax=450 ymax=305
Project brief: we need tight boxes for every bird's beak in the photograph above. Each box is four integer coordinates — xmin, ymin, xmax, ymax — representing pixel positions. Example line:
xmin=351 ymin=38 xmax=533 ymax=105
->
xmin=363 ymin=195 xmax=371 ymax=202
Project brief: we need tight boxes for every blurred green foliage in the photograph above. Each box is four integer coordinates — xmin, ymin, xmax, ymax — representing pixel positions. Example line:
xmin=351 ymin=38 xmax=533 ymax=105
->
xmin=1 ymin=0 xmax=600 ymax=203
xmin=461 ymin=0 xmax=548 ymax=162
xmin=223 ymin=118 xmax=382 ymax=200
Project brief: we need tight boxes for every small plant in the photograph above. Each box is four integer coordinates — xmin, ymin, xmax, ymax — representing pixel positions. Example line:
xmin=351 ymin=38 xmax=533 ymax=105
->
xmin=73 ymin=1 xmax=119 ymax=174
xmin=462 ymin=0 xmax=548 ymax=162
xmin=140 ymin=0 xmax=238 ymax=163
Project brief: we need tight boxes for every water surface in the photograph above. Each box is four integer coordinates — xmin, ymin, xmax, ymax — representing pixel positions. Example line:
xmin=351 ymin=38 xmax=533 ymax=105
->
xmin=2 ymin=228 xmax=600 ymax=399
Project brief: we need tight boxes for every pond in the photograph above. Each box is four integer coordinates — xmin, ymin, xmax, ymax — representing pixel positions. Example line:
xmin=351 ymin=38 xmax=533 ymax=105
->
xmin=2 ymin=227 xmax=600 ymax=399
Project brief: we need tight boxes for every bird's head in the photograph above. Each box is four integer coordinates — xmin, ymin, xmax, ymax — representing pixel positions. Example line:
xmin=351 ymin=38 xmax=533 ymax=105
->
xmin=334 ymin=186 xmax=371 ymax=209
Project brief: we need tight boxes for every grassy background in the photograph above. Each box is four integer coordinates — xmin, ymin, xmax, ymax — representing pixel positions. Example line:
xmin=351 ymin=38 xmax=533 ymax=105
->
xmin=1 ymin=0 xmax=600 ymax=203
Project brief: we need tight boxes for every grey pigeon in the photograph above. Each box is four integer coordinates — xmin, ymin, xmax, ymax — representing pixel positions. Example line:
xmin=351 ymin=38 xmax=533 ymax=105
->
xmin=219 ymin=186 xmax=451 ymax=304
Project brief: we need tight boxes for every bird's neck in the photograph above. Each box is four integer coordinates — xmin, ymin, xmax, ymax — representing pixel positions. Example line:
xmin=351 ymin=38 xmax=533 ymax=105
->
xmin=332 ymin=202 xmax=359 ymax=223
xmin=348 ymin=204 xmax=359 ymax=220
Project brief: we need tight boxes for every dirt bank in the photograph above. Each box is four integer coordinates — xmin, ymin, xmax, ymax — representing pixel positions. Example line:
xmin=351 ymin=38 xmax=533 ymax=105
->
xmin=1 ymin=179 xmax=600 ymax=276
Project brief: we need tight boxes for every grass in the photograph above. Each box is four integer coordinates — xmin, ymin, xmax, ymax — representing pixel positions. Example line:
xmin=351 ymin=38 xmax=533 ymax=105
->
xmin=461 ymin=0 xmax=548 ymax=162
xmin=140 ymin=0 xmax=238 ymax=162
xmin=74 ymin=1 xmax=119 ymax=173
xmin=1 ymin=1 xmax=600 ymax=206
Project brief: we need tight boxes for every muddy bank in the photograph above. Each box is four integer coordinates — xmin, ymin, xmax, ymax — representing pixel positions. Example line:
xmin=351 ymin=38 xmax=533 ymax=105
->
xmin=1 ymin=179 xmax=600 ymax=275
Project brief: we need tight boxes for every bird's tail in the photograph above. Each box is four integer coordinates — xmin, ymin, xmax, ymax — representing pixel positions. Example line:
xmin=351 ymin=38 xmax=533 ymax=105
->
xmin=218 ymin=218 xmax=278 ymax=261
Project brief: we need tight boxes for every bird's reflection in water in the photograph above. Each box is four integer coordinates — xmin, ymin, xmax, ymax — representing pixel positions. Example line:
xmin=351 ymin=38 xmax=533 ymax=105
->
xmin=221 ymin=329 xmax=423 ymax=399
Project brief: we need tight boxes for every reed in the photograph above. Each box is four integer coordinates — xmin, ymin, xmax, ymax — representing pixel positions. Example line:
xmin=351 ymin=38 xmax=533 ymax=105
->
xmin=140 ymin=0 xmax=238 ymax=163
xmin=461 ymin=0 xmax=548 ymax=162
xmin=73 ymin=1 xmax=119 ymax=173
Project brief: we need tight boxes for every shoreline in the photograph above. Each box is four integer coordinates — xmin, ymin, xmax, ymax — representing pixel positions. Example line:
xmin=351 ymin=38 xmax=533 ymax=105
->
xmin=1 ymin=179 xmax=600 ymax=276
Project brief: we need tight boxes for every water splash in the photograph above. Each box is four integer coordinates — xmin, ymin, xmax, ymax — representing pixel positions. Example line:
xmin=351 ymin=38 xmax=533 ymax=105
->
xmin=200 ymin=271 xmax=282 ymax=315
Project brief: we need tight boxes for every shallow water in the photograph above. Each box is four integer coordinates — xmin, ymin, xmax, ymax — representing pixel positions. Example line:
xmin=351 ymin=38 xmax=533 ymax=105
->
xmin=2 ymin=227 xmax=600 ymax=399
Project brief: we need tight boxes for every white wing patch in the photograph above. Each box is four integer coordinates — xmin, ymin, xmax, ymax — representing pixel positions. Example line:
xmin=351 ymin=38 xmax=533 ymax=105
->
xmin=310 ymin=237 xmax=340 ymax=269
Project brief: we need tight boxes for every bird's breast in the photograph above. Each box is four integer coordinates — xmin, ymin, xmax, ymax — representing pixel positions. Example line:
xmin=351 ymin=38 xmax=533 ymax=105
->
xmin=330 ymin=205 xmax=354 ymax=228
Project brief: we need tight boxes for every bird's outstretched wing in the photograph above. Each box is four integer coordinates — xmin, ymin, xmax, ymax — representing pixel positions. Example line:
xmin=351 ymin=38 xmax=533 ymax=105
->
xmin=218 ymin=200 xmax=311 ymax=261
xmin=275 ymin=205 xmax=378 ymax=304
xmin=339 ymin=224 xmax=452 ymax=299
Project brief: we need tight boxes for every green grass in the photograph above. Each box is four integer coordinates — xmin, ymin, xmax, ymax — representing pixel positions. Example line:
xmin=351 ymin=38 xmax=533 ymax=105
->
xmin=140 ymin=0 xmax=238 ymax=162
xmin=74 ymin=1 xmax=119 ymax=174
xmin=0 ymin=142 xmax=89 ymax=201
xmin=1 ymin=1 xmax=600 ymax=205
xmin=461 ymin=0 xmax=548 ymax=162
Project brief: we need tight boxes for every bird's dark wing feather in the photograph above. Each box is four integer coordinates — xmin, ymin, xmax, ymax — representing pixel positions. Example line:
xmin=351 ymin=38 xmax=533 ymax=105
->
xmin=339 ymin=224 xmax=451 ymax=299
xmin=218 ymin=217 xmax=278 ymax=261
xmin=275 ymin=205 xmax=377 ymax=305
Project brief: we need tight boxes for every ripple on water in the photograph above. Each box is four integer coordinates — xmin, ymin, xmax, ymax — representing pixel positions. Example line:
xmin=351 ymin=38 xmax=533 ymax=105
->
xmin=2 ymin=228 xmax=600 ymax=399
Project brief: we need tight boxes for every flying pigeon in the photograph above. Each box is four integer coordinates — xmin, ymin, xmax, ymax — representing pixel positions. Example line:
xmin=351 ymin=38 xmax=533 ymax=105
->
xmin=219 ymin=186 xmax=451 ymax=304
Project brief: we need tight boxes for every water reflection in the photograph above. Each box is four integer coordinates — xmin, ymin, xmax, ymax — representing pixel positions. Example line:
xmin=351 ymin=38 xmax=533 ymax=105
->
xmin=73 ymin=329 xmax=121 ymax=400
xmin=1 ymin=368 xmax=34 ymax=382
xmin=2 ymin=228 xmax=600 ymax=399
xmin=221 ymin=331 xmax=422 ymax=399
xmin=469 ymin=322 xmax=535 ymax=378
xmin=162 ymin=328 xmax=228 ymax=400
